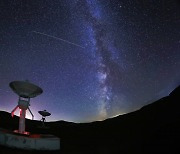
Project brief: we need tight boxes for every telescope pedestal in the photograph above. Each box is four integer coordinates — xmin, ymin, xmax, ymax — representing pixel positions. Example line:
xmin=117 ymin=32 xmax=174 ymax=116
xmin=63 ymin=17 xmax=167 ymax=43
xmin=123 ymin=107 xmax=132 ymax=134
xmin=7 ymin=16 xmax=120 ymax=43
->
xmin=19 ymin=109 xmax=26 ymax=134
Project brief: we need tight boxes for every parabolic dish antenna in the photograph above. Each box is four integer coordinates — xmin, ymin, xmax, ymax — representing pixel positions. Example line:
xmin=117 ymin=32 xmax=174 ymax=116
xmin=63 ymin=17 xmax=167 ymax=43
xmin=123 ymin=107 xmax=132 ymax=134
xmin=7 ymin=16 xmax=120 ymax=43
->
xmin=9 ymin=81 xmax=43 ymax=98
xmin=38 ymin=110 xmax=51 ymax=117
xmin=10 ymin=80 xmax=43 ymax=134
xmin=38 ymin=110 xmax=51 ymax=128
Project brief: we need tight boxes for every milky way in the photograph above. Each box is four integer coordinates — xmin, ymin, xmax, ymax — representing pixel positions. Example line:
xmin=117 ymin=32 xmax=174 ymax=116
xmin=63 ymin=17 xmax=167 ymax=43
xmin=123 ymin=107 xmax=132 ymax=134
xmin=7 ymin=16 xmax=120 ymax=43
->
xmin=76 ymin=0 xmax=125 ymax=118
xmin=0 ymin=0 xmax=179 ymax=122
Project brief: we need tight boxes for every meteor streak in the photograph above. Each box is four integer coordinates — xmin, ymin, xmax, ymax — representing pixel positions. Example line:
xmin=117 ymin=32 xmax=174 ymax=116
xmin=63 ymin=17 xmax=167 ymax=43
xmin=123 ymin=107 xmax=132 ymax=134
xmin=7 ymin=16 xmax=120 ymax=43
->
xmin=32 ymin=31 xmax=85 ymax=49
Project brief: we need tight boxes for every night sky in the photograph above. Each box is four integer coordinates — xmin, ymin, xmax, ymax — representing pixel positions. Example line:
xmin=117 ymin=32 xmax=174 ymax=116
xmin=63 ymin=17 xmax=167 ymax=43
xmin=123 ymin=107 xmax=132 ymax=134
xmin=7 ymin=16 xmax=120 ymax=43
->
xmin=0 ymin=0 xmax=179 ymax=122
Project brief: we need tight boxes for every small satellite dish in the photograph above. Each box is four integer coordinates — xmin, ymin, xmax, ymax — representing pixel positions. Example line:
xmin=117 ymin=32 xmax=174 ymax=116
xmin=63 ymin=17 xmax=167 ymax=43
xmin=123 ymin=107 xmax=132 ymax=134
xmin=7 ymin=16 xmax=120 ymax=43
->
xmin=9 ymin=81 xmax=43 ymax=98
xmin=38 ymin=110 xmax=51 ymax=117
xmin=38 ymin=110 xmax=51 ymax=128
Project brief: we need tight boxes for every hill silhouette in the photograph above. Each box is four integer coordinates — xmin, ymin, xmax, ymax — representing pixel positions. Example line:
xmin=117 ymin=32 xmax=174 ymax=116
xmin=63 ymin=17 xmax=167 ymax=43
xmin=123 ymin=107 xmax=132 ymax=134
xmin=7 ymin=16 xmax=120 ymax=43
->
xmin=0 ymin=85 xmax=180 ymax=154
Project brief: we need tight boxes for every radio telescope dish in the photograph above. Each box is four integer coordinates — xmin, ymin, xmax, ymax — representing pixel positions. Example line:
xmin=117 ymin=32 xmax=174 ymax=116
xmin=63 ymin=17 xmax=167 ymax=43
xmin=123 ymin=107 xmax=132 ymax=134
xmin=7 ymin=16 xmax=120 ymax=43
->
xmin=9 ymin=81 xmax=43 ymax=98
xmin=38 ymin=110 xmax=51 ymax=117
xmin=10 ymin=80 xmax=43 ymax=134
xmin=38 ymin=110 xmax=51 ymax=128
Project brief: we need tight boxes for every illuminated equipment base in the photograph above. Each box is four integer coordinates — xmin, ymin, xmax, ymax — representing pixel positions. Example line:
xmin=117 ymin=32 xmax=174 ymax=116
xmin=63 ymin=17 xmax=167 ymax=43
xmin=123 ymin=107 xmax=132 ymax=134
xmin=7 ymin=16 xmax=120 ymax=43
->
xmin=0 ymin=129 xmax=60 ymax=151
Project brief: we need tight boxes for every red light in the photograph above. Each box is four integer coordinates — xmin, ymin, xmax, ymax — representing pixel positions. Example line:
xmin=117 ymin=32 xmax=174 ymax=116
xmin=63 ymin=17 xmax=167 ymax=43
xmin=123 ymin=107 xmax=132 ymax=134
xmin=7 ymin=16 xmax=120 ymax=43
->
xmin=30 ymin=134 xmax=41 ymax=138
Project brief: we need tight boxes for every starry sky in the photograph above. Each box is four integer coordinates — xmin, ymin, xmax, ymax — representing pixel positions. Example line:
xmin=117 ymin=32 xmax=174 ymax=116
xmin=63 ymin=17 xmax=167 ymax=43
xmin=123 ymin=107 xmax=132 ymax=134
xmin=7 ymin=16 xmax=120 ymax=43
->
xmin=0 ymin=0 xmax=179 ymax=122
